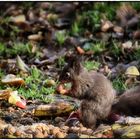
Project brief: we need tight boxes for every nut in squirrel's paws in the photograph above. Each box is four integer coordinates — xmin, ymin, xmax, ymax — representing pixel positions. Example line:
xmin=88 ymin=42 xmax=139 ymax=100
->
xmin=56 ymin=82 xmax=72 ymax=95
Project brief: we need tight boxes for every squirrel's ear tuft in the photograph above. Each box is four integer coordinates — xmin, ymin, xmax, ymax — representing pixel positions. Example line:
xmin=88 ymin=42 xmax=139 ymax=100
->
xmin=65 ymin=53 xmax=83 ymax=63
xmin=64 ymin=53 xmax=84 ymax=75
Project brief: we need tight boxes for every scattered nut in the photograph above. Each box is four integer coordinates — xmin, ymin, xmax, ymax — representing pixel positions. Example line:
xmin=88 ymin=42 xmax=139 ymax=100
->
xmin=70 ymin=126 xmax=80 ymax=133
xmin=60 ymin=126 xmax=69 ymax=133
xmin=55 ymin=132 xmax=66 ymax=138
xmin=51 ymin=127 xmax=60 ymax=135
xmin=34 ymin=130 xmax=44 ymax=138
xmin=48 ymin=125 xmax=54 ymax=130
xmin=6 ymin=125 xmax=16 ymax=135
xmin=8 ymin=107 xmax=15 ymax=113
xmin=43 ymin=131 xmax=48 ymax=138
xmin=95 ymin=133 xmax=103 ymax=138
xmin=86 ymin=128 xmax=93 ymax=135
xmin=57 ymin=84 xmax=69 ymax=95
xmin=14 ymin=130 xmax=23 ymax=137
xmin=80 ymin=127 xmax=87 ymax=133
xmin=41 ymin=125 xmax=50 ymax=134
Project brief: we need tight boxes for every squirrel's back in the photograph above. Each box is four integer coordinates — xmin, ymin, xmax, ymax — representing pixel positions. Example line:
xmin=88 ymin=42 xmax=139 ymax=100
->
xmin=112 ymin=86 xmax=140 ymax=116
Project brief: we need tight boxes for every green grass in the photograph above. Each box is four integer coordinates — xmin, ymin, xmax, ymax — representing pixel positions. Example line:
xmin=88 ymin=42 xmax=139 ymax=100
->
xmin=71 ymin=21 xmax=80 ymax=36
xmin=0 ymin=42 xmax=39 ymax=57
xmin=110 ymin=41 xmax=122 ymax=57
xmin=131 ymin=2 xmax=140 ymax=11
xmin=17 ymin=67 xmax=56 ymax=101
xmin=0 ymin=43 xmax=5 ymax=55
xmin=83 ymin=42 xmax=106 ymax=54
xmin=133 ymin=48 xmax=140 ymax=60
xmin=74 ymin=2 xmax=120 ymax=34
xmin=55 ymin=30 xmax=68 ymax=46
xmin=112 ymin=76 xmax=127 ymax=92
xmin=93 ymin=2 xmax=119 ymax=20
xmin=0 ymin=67 xmax=56 ymax=102
xmin=0 ymin=16 xmax=20 ymax=38
xmin=57 ymin=56 xmax=65 ymax=69
xmin=10 ymin=42 xmax=32 ymax=56
xmin=79 ymin=10 xmax=101 ymax=32
xmin=84 ymin=60 xmax=100 ymax=71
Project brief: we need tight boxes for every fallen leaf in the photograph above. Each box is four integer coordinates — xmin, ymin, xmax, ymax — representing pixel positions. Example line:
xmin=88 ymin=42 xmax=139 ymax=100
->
xmin=28 ymin=32 xmax=43 ymax=41
xmin=112 ymin=124 xmax=140 ymax=138
xmin=33 ymin=101 xmax=75 ymax=117
xmin=8 ymin=91 xmax=26 ymax=109
xmin=0 ymin=89 xmax=11 ymax=100
xmin=11 ymin=15 xmax=26 ymax=23
xmin=1 ymin=74 xmax=25 ymax=86
xmin=101 ymin=20 xmax=113 ymax=32
xmin=113 ymin=26 xmax=124 ymax=33
xmin=122 ymin=41 xmax=133 ymax=49
xmin=76 ymin=46 xmax=85 ymax=54
xmin=116 ymin=116 xmax=140 ymax=125
xmin=16 ymin=55 xmax=30 ymax=73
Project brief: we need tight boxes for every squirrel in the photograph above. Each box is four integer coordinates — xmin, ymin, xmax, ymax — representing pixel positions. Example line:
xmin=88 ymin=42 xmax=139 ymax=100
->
xmin=59 ymin=55 xmax=115 ymax=129
xmin=112 ymin=86 xmax=140 ymax=116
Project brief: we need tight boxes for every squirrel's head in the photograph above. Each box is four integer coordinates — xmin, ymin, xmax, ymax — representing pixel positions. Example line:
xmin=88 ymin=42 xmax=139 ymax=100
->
xmin=59 ymin=54 xmax=84 ymax=82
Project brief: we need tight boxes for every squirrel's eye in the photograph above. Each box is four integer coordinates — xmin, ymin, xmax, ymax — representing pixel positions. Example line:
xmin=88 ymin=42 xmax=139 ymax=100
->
xmin=66 ymin=72 xmax=70 ymax=77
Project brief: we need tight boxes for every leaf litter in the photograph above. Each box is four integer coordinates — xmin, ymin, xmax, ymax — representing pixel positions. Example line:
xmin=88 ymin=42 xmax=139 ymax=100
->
xmin=0 ymin=2 xmax=140 ymax=138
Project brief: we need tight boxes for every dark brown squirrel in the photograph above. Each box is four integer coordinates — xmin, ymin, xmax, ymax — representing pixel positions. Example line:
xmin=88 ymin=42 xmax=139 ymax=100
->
xmin=59 ymin=55 xmax=115 ymax=129
xmin=112 ymin=86 xmax=140 ymax=116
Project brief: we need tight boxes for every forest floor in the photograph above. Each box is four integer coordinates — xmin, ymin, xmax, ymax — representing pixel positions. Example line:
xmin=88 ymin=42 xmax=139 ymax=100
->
xmin=0 ymin=2 xmax=140 ymax=138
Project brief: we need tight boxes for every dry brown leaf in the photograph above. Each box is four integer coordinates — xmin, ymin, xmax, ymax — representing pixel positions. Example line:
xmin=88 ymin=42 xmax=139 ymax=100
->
xmin=101 ymin=20 xmax=113 ymax=32
xmin=16 ymin=55 xmax=30 ymax=73
xmin=113 ymin=26 xmax=124 ymax=33
xmin=0 ymin=89 xmax=11 ymax=100
xmin=76 ymin=46 xmax=85 ymax=54
xmin=1 ymin=74 xmax=25 ymax=86
xmin=28 ymin=32 xmax=43 ymax=41
xmin=122 ymin=41 xmax=133 ymax=49
xmin=11 ymin=15 xmax=26 ymax=23
xmin=33 ymin=101 xmax=75 ymax=117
